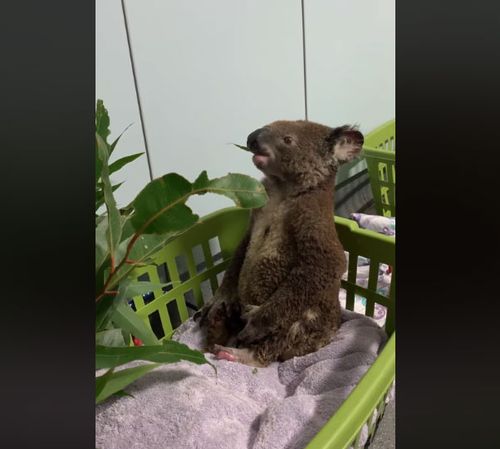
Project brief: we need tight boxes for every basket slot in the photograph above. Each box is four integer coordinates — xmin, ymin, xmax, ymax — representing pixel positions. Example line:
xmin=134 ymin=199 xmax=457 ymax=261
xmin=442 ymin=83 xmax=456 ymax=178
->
xmin=380 ymin=186 xmax=390 ymax=205
xmin=208 ymin=236 xmax=224 ymax=265
xmin=365 ymin=261 xmax=380 ymax=318
xmin=374 ymin=303 xmax=388 ymax=325
xmin=166 ymin=299 xmax=182 ymax=330
xmin=192 ymin=243 xmax=207 ymax=273
xmin=183 ymin=289 xmax=197 ymax=317
xmin=384 ymin=268 xmax=396 ymax=335
xmin=352 ymin=428 xmax=364 ymax=449
xmin=377 ymin=162 xmax=388 ymax=182
xmin=216 ymin=270 xmax=225 ymax=286
xmin=200 ymin=278 xmax=213 ymax=304
xmin=345 ymin=252 xmax=358 ymax=311
xmin=175 ymin=253 xmax=191 ymax=282
xmin=132 ymin=273 xmax=149 ymax=309
xmin=148 ymin=309 xmax=166 ymax=339
xmin=156 ymin=262 xmax=173 ymax=293
xmin=134 ymin=269 xmax=162 ymax=307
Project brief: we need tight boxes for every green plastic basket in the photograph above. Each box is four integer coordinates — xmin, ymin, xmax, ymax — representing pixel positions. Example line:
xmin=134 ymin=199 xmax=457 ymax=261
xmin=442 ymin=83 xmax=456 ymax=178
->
xmin=129 ymin=207 xmax=395 ymax=449
xmin=363 ymin=120 xmax=396 ymax=217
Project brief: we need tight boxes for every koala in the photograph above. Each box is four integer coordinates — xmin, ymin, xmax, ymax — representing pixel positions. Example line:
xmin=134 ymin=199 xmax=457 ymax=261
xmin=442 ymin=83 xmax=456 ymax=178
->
xmin=194 ymin=120 xmax=364 ymax=366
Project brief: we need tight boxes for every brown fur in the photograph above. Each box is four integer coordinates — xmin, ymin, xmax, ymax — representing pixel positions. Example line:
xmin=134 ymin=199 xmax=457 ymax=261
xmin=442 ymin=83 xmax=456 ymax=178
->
xmin=195 ymin=120 xmax=363 ymax=365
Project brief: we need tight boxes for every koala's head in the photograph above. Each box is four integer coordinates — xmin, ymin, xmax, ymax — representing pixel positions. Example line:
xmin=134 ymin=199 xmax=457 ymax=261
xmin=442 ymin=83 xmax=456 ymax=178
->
xmin=246 ymin=120 xmax=363 ymax=188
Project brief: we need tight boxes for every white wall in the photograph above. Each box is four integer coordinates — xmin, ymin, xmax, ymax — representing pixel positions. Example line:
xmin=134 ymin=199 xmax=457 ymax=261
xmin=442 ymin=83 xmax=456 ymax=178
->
xmin=123 ymin=0 xmax=305 ymax=217
xmin=96 ymin=0 xmax=395 ymax=214
xmin=96 ymin=0 xmax=151 ymax=208
xmin=304 ymin=0 xmax=395 ymax=133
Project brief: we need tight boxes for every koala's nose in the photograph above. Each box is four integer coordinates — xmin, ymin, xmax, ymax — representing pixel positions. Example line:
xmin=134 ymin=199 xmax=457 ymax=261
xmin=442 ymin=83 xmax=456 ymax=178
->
xmin=247 ymin=128 xmax=264 ymax=150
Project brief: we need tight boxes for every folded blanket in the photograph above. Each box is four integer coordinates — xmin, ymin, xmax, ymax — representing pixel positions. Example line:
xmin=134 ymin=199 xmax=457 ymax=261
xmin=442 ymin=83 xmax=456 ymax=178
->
xmin=350 ymin=213 xmax=396 ymax=236
xmin=96 ymin=309 xmax=387 ymax=449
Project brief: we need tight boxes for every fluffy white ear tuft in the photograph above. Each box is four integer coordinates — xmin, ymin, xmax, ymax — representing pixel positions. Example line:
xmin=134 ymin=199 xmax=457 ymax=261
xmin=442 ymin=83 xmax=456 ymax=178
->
xmin=329 ymin=125 xmax=364 ymax=163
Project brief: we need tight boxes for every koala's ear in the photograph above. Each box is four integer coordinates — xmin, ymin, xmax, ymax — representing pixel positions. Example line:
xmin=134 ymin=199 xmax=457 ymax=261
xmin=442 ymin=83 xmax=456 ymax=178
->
xmin=328 ymin=125 xmax=364 ymax=163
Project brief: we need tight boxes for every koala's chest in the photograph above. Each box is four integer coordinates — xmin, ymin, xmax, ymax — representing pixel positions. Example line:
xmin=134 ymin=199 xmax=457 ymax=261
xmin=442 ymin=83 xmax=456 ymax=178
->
xmin=246 ymin=199 xmax=291 ymax=261
xmin=237 ymin=198 xmax=295 ymax=304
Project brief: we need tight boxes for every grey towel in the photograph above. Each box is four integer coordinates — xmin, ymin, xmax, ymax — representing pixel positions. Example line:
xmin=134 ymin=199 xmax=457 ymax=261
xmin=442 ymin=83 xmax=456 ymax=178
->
xmin=96 ymin=309 xmax=387 ymax=449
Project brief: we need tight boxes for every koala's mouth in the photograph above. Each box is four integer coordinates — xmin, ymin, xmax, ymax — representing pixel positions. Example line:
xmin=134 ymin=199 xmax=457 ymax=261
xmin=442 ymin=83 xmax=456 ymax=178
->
xmin=249 ymin=146 xmax=271 ymax=169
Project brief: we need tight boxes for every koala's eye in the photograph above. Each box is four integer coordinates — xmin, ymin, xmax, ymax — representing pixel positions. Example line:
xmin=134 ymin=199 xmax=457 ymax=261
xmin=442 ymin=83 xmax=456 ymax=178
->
xmin=283 ymin=136 xmax=293 ymax=145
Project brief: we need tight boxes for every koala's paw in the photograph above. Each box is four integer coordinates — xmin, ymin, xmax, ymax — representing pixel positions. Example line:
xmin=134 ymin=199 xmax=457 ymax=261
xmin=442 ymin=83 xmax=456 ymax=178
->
xmin=236 ymin=311 xmax=270 ymax=346
xmin=241 ymin=304 xmax=261 ymax=321
xmin=194 ymin=296 xmax=235 ymax=328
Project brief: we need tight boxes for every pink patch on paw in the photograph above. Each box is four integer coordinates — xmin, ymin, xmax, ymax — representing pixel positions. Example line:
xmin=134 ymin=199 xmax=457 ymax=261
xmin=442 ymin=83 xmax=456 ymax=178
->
xmin=215 ymin=350 xmax=237 ymax=362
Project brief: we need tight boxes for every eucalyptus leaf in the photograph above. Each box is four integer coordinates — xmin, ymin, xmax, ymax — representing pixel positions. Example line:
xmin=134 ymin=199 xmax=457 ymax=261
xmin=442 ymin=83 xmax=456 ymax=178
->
xmin=109 ymin=153 xmax=143 ymax=175
xmin=232 ymin=143 xmax=252 ymax=152
xmin=95 ymin=218 xmax=108 ymax=272
xmin=96 ymin=147 xmax=103 ymax=181
xmin=131 ymin=173 xmax=199 ymax=234
xmin=95 ymin=367 xmax=114 ymax=401
xmin=127 ymin=233 xmax=178 ymax=261
xmin=96 ymin=133 xmax=123 ymax=265
xmin=95 ymin=99 xmax=111 ymax=142
xmin=96 ymin=183 xmax=123 ymax=213
xmin=96 ymin=329 xmax=127 ymax=347
xmin=119 ymin=217 xmax=135 ymax=242
xmin=111 ymin=289 xmax=160 ymax=346
xmin=120 ymin=279 xmax=170 ymax=298
xmin=96 ymin=294 xmax=119 ymax=332
xmin=95 ymin=363 xmax=160 ymax=404
xmin=195 ymin=172 xmax=268 ymax=209
xmin=109 ymin=123 xmax=133 ymax=156
xmin=131 ymin=171 xmax=266 ymax=235
xmin=106 ymin=233 xmax=180 ymax=292
xmin=96 ymin=340 xmax=208 ymax=370
xmin=113 ymin=390 xmax=134 ymax=399
xmin=96 ymin=279 xmax=167 ymax=334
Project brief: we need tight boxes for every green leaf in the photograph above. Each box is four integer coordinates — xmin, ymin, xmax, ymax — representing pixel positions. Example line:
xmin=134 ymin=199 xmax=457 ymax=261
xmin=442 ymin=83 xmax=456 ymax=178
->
xmin=232 ymin=143 xmax=252 ymax=152
xmin=119 ymin=216 xmax=135 ymax=242
xmin=131 ymin=173 xmax=199 ymax=234
xmin=113 ymin=390 xmax=134 ymax=399
xmin=96 ymin=214 xmax=106 ymax=226
xmin=109 ymin=123 xmax=133 ymax=156
xmin=95 ymin=363 xmax=160 ymax=404
xmin=110 ymin=280 xmax=167 ymax=346
xmin=96 ymin=147 xmax=103 ymax=182
xmin=96 ymin=183 xmax=123 ymax=213
xmin=195 ymin=172 xmax=268 ymax=208
xmin=96 ymin=329 xmax=127 ymax=347
xmin=95 ymin=99 xmax=111 ymax=142
xmin=109 ymin=153 xmax=143 ymax=175
xmin=95 ymin=367 xmax=114 ymax=401
xmin=95 ymin=218 xmax=109 ymax=273
xmin=120 ymin=279 xmax=170 ymax=298
xmin=127 ymin=233 xmax=178 ymax=261
xmin=131 ymin=171 xmax=267 ymax=235
xmin=97 ymin=278 xmax=168 ymax=335
xmin=112 ymin=302 xmax=159 ymax=346
xmin=96 ymin=294 xmax=120 ymax=332
xmin=96 ymin=133 xmax=123 ymax=264
xmin=106 ymin=233 xmax=180 ymax=292
xmin=96 ymin=340 xmax=208 ymax=370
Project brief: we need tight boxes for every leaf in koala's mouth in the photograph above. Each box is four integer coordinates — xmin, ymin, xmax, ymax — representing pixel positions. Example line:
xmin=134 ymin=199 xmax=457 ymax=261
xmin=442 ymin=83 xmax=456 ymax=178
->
xmin=232 ymin=143 xmax=252 ymax=152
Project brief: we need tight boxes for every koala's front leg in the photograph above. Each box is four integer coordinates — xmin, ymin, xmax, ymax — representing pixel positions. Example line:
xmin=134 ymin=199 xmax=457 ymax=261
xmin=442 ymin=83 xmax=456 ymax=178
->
xmin=194 ymin=231 xmax=251 ymax=347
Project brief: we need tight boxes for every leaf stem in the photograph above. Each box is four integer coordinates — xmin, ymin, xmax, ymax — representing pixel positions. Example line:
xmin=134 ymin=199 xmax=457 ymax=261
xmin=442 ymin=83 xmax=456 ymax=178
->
xmin=96 ymin=231 xmax=141 ymax=303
